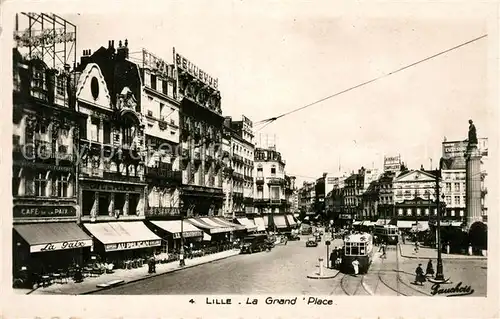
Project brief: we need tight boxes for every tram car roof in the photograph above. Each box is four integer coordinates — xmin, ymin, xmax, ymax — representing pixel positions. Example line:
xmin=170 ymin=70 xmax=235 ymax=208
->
xmin=344 ymin=233 xmax=372 ymax=243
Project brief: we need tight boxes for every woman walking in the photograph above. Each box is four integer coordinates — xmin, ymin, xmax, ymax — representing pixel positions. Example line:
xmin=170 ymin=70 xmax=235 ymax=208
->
xmin=425 ymin=259 xmax=435 ymax=277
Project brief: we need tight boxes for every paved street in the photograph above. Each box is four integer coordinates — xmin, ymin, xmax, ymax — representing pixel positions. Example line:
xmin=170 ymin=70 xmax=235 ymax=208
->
xmin=94 ymin=239 xmax=487 ymax=296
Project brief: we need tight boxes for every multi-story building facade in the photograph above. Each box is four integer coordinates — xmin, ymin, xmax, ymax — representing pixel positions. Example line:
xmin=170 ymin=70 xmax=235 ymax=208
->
xmin=343 ymin=168 xmax=365 ymax=221
xmin=175 ymin=49 xmax=225 ymax=217
xmin=11 ymin=15 xmax=94 ymax=281
xmin=441 ymin=138 xmax=488 ymax=224
xmin=392 ymin=168 xmax=441 ymax=230
xmin=74 ymin=41 xmax=162 ymax=260
xmin=376 ymin=171 xmax=397 ymax=221
xmin=254 ymin=146 xmax=288 ymax=230
xmin=12 ymin=47 xmax=94 ymax=277
xmin=221 ymin=115 xmax=255 ymax=218
xmin=361 ymin=180 xmax=379 ymax=221
xmin=314 ymin=173 xmax=326 ymax=220
xmin=298 ymin=181 xmax=315 ymax=215
xmin=139 ymin=49 xmax=182 ymax=221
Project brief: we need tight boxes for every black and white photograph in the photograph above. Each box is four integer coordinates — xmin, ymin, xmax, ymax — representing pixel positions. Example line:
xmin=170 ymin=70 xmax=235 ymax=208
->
xmin=2 ymin=1 xmax=498 ymax=318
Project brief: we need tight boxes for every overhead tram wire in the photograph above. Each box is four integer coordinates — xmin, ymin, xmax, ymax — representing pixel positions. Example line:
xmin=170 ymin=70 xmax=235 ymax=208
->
xmin=255 ymin=34 xmax=488 ymax=128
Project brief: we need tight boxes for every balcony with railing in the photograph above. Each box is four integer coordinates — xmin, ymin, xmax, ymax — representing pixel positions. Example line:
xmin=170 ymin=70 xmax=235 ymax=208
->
xmin=267 ymin=177 xmax=284 ymax=185
xmin=146 ymin=165 xmax=182 ymax=183
xmin=233 ymin=172 xmax=244 ymax=181
xmin=80 ymin=166 xmax=144 ymax=183
xmin=256 ymin=176 xmax=264 ymax=184
xmin=145 ymin=207 xmax=180 ymax=217
xmin=194 ymin=151 xmax=201 ymax=163
xmin=233 ymin=154 xmax=244 ymax=164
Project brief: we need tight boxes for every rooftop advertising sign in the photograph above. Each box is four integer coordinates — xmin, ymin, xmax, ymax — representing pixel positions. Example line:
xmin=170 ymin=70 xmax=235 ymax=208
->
xmin=384 ymin=155 xmax=401 ymax=172
xmin=174 ymin=48 xmax=219 ymax=90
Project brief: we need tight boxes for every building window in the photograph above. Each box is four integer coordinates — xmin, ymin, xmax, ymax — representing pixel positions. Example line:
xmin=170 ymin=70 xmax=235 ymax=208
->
xmin=416 ymin=208 xmax=421 ymax=216
xmin=12 ymin=168 xmax=21 ymax=196
xmin=398 ymin=208 xmax=403 ymax=216
xmin=463 ymin=196 xmax=466 ymax=205
xmin=460 ymin=210 xmax=464 ymax=217
xmin=56 ymin=76 xmax=65 ymax=96
xmin=151 ymin=75 xmax=157 ymax=90
xmin=454 ymin=183 xmax=460 ymax=192
xmin=406 ymin=208 xmax=411 ymax=216
xmin=451 ymin=210 xmax=455 ymax=217
xmin=425 ymin=208 xmax=429 ymax=215
xmin=445 ymin=183 xmax=451 ymax=192
xmin=454 ymin=196 xmax=460 ymax=206
xmin=54 ymin=174 xmax=69 ymax=197
xmin=32 ymin=69 xmax=45 ymax=89
xmin=434 ymin=208 xmax=437 ymax=215
xmin=270 ymin=166 xmax=276 ymax=176
xmin=90 ymin=118 xmax=99 ymax=142
xmin=35 ymin=172 xmax=48 ymax=197
xmin=445 ymin=196 xmax=451 ymax=205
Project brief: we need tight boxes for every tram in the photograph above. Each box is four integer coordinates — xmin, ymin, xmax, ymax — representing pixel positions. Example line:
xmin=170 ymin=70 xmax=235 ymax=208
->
xmin=373 ymin=224 xmax=399 ymax=245
xmin=342 ymin=233 xmax=374 ymax=274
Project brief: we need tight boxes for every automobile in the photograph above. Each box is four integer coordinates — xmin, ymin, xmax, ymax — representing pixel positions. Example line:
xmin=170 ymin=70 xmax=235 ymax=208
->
xmin=240 ymin=234 xmax=269 ymax=254
xmin=315 ymin=235 xmax=322 ymax=242
xmin=306 ymin=237 xmax=318 ymax=247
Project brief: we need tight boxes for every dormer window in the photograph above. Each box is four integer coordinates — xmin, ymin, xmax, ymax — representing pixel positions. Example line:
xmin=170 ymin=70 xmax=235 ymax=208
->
xmin=32 ymin=68 xmax=45 ymax=89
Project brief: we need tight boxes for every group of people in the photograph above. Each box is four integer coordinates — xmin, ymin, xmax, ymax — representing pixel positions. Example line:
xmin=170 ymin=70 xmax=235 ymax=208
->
xmin=414 ymin=259 xmax=435 ymax=285
xmin=329 ymin=247 xmax=343 ymax=270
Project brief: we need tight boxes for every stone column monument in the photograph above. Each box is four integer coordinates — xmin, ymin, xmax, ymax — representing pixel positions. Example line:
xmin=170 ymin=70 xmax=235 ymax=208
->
xmin=465 ymin=119 xmax=482 ymax=230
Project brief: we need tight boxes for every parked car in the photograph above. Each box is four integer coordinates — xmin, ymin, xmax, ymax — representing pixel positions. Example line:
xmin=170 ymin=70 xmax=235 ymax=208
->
xmin=288 ymin=233 xmax=300 ymax=241
xmin=306 ymin=237 xmax=318 ymax=247
xmin=315 ymin=235 xmax=322 ymax=242
xmin=240 ymin=234 xmax=269 ymax=254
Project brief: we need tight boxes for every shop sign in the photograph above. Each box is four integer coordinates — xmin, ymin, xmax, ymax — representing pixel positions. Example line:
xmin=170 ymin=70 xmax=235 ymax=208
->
xmin=384 ymin=155 xmax=401 ymax=172
xmin=105 ymin=240 xmax=161 ymax=251
xmin=14 ymin=28 xmax=76 ymax=48
xmin=174 ymin=49 xmax=218 ymax=89
xmin=14 ymin=206 xmax=76 ymax=218
xmin=339 ymin=214 xmax=352 ymax=220
xmin=82 ymin=182 xmax=139 ymax=192
xmin=173 ymin=231 xmax=203 ymax=239
xmin=443 ymin=141 xmax=468 ymax=159
xmin=31 ymin=239 xmax=92 ymax=253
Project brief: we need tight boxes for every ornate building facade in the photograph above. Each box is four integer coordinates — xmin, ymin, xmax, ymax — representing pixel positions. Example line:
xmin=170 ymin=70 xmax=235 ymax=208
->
xmin=12 ymin=47 xmax=93 ymax=277
xmin=175 ymin=49 xmax=225 ymax=217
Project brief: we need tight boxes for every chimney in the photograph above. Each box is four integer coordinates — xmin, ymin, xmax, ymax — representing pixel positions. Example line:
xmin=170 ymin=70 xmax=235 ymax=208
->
xmin=117 ymin=39 xmax=129 ymax=60
xmin=420 ymin=164 xmax=424 ymax=170
xmin=80 ymin=49 xmax=91 ymax=66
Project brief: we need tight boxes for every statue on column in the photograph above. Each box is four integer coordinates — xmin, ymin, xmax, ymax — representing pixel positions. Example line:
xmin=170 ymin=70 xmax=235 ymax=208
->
xmin=468 ymin=119 xmax=478 ymax=147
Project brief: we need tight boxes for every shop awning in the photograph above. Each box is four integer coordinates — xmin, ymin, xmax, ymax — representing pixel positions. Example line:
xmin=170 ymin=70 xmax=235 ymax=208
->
xmin=353 ymin=221 xmax=362 ymax=226
xmin=411 ymin=221 xmax=429 ymax=232
xmin=151 ymin=220 xmax=203 ymax=239
xmin=397 ymin=220 xmax=417 ymax=229
xmin=273 ymin=215 xmax=288 ymax=229
xmin=83 ymin=222 xmax=161 ymax=252
xmin=186 ymin=218 xmax=231 ymax=234
xmin=14 ymin=223 xmax=93 ymax=253
xmin=212 ymin=217 xmax=247 ymax=231
xmin=362 ymin=221 xmax=376 ymax=227
xmin=236 ymin=218 xmax=258 ymax=231
xmin=375 ymin=219 xmax=391 ymax=226
xmin=203 ymin=232 xmax=212 ymax=241
xmin=285 ymin=215 xmax=297 ymax=227
xmin=253 ymin=217 xmax=266 ymax=232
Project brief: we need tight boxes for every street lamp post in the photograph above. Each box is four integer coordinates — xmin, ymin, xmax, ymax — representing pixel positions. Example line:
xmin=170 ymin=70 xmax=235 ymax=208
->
xmin=179 ymin=207 xmax=186 ymax=267
xmin=435 ymin=160 xmax=445 ymax=281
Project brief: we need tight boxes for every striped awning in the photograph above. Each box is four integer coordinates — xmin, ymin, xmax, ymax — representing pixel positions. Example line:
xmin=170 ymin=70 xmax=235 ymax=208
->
xmin=273 ymin=215 xmax=288 ymax=229
xmin=253 ymin=217 xmax=266 ymax=232
xmin=211 ymin=217 xmax=246 ymax=231
xmin=285 ymin=214 xmax=297 ymax=227
xmin=186 ymin=218 xmax=231 ymax=234
xmin=236 ymin=218 xmax=258 ymax=231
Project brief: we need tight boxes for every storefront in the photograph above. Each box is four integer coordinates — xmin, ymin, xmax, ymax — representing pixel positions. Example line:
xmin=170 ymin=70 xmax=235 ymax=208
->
xmin=83 ymin=221 xmax=161 ymax=264
xmin=148 ymin=219 xmax=203 ymax=252
xmin=13 ymin=222 xmax=93 ymax=276
xmin=270 ymin=215 xmax=289 ymax=233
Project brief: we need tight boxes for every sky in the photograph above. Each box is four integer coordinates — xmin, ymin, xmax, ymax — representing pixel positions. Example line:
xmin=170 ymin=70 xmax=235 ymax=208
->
xmin=34 ymin=3 xmax=493 ymax=185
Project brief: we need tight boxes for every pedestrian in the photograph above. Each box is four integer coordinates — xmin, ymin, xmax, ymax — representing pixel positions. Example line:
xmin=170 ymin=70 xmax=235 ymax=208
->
xmin=425 ymin=259 xmax=435 ymax=276
xmin=381 ymin=243 xmax=386 ymax=258
xmin=414 ymin=263 xmax=426 ymax=285
xmin=330 ymin=250 xmax=336 ymax=269
xmin=414 ymin=241 xmax=420 ymax=253
xmin=352 ymin=259 xmax=360 ymax=276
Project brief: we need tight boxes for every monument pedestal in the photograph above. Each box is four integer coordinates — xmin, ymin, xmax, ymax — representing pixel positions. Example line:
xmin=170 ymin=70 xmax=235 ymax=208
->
xmin=465 ymin=144 xmax=482 ymax=230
